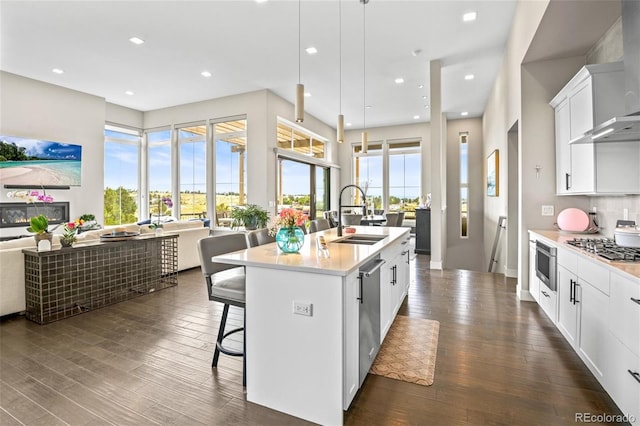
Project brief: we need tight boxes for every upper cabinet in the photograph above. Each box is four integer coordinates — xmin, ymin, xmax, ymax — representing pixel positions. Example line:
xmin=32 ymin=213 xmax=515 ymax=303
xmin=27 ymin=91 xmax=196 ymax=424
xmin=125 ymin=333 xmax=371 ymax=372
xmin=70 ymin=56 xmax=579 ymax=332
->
xmin=550 ymin=62 xmax=640 ymax=195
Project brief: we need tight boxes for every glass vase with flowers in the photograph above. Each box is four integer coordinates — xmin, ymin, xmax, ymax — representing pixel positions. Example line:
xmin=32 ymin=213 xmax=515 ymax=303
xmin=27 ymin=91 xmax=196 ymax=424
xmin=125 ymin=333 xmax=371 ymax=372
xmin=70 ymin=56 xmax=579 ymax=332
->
xmin=268 ymin=208 xmax=308 ymax=253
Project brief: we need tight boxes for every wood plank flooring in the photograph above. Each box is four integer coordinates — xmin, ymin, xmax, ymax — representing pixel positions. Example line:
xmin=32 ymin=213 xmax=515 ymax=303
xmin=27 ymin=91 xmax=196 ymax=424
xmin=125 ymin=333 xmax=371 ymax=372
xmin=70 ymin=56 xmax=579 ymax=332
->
xmin=0 ymin=251 xmax=625 ymax=425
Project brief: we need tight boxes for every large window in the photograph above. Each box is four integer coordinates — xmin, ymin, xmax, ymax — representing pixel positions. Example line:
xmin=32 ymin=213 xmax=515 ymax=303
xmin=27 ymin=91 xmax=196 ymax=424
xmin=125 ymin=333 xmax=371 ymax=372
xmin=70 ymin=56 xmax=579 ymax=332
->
xmin=104 ymin=125 xmax=141 ymax=225
xmin=353 ymin=143 xmax=383 ymax=210
xmin=277 ymin=120 xmax=326 ymax=159
xmin=179 ymin=124 xmax=207 ymax=219
xmin=147 ymin=128 xmax=172 ymax=221
xmin=214 ymin=118 xmax=247 ymax=213
xmin=388 ymin=140 xmax=421 ymax=219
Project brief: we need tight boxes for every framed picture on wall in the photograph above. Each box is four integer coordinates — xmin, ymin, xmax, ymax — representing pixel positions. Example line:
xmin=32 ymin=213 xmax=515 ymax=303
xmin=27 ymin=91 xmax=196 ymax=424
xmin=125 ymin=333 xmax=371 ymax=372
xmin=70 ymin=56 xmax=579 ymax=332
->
xmin=487 ymin=149 xmax=499 ymax=197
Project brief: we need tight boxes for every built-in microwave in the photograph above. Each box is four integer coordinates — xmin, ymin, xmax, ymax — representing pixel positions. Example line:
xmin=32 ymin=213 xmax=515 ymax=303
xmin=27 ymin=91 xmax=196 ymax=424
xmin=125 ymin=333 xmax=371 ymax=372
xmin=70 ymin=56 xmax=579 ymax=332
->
xmin=535 ymin=240 xmax=557 ymax=291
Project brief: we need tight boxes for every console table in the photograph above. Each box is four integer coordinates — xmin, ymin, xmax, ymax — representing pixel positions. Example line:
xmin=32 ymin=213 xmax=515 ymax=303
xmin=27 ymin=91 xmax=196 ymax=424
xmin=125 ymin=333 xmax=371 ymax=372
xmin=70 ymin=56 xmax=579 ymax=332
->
xmin=23 ymin=234 xmax=178 ymax=324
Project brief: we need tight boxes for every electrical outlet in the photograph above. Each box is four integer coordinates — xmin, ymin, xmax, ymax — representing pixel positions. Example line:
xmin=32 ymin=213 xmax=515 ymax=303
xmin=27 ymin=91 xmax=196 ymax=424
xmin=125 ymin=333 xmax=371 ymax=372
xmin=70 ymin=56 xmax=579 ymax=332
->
xmin=541 ymin=205 xmax=554 ymax=216
xmin=293 ymin=301 xmax=313 ymax=316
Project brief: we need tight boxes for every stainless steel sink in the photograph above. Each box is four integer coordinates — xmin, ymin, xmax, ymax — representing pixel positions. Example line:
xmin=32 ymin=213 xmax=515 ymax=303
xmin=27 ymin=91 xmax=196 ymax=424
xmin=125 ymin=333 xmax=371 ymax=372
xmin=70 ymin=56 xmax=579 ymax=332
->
xmin=332 ymin=234 xmax=386 ymax=245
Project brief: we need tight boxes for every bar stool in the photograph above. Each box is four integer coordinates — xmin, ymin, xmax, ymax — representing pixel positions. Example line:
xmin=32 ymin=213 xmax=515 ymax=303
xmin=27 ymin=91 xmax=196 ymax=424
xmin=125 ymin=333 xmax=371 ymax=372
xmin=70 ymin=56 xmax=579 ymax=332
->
xmin=309 ymin=218 xmax=330 ymax=233
xmin=197 ymin=234 xmax=248 ymax=386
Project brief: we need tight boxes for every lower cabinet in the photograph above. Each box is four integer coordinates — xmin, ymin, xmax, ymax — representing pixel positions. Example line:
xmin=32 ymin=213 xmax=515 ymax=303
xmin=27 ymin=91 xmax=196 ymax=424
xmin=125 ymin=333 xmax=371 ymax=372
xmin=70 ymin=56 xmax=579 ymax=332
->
xmin=557 ymin=263 xmax=579 ymax=348
xmin=578 ymin=278 xmax=609 ymax=382
xmin=343 ymin=270 xmax=360 ymax=409
xmin=538 ymin=281 xmax=557 ymax=322
xmin=528 ymin=241 xmax=540 ymax=302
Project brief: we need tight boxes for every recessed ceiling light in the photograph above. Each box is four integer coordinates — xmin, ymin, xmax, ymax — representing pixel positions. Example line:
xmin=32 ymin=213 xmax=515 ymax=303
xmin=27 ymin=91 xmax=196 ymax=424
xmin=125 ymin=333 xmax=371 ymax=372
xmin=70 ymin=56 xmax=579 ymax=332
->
xmin=395 ymin=78 xmax=405 ymax=84
xmin=422 ymin=96 xmax=427 ymax=100
xmin=461 ymin=111 xmax=469 ymax=116
xmin=201 ymin=71 xmax=212 ymax=78
xmin=464 ymin=74 xmax=475 ymax=80
xmin=51 ymin=68 xmax=64 ymax=74
xmin=304 ymin=92 xmax=311 ymax=97
xmin=305 ymin=47 xmax=318 ymax=55
xmin=346 ymin=122 xmax=352 ymax=127
xmin=255 ymin=0 xmax=268 ymax=3
xmin=365 ymin=105 xmax=373 ymax=109
xmin=424 ymin=105 xmax=429 ymax=109
xmin=418 ymin=84 xmax=424 ymax=89
xmin=125 ymin=91 xmax=134 ymax=96
xmin=411 ymin=49 xmax=422 ymax=57
xmin=463 ymin=12 xmax=477 ymax=22
xmin=413 ymin=115 xmax=420 ymax=120
xmin=129 ymin=37 xmax=145 ymax=45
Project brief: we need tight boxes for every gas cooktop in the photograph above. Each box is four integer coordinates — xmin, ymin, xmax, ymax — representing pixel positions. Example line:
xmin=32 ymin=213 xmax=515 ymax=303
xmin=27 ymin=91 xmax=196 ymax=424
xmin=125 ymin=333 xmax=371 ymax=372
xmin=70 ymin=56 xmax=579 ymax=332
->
xmin=566 ymin=237 xmax=640 ymax=262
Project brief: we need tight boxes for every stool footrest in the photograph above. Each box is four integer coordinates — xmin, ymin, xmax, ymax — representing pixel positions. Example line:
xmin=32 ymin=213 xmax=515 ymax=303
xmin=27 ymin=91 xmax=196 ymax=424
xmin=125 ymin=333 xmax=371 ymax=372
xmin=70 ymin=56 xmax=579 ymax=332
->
xmin=216 ymin=327 xmax=244 ymax=357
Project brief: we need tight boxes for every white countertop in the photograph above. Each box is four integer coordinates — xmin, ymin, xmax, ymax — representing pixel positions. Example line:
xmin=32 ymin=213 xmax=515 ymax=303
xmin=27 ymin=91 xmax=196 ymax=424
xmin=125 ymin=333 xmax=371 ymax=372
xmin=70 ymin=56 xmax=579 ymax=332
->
xmin=213 ymin=226 xmax=410 ymax=276
xmin=529 ymin=230 xmax=640 ymax=281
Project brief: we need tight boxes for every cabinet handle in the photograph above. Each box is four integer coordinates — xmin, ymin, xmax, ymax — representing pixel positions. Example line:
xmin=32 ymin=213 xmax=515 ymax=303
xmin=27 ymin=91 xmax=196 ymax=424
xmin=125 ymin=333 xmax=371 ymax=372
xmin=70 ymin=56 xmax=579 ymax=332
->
xmin=574 ymin=283 xmax=580 ymax=304
xmin=357 ymin=274 xmax=363 ymax=304
xmin=631 ymin=297 xmax=640 ymax=306
xmin=541 ymin=290 xmax=550 ymax=298
xmin=565 ymin=173 xmax=571 ymax=190
xmin=569 ymin=279 xmax=575 ymax=303
xmin=629 ymin=370 xmax=640 ymax=384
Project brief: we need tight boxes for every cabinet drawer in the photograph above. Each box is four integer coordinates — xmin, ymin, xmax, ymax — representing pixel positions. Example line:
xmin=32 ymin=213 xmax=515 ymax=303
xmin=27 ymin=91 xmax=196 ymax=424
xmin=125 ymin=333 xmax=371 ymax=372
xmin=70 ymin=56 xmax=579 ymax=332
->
xmin=610 ymin=272 xmax=640 ymax=357
xmin=557 ymin=246 xmax=577 ymax=274
xmin=539 ymin=283 xmax=557 ymax=323
xmin=605 ymin=333 xmax=640 ymax=424
xmin=577 ymin=257 xmax=609 ymax=295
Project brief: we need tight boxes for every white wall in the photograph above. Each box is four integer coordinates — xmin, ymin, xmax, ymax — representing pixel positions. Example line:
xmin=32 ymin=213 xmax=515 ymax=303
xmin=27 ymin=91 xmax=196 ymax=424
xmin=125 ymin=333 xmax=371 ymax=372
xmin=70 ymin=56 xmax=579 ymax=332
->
xmin=0 ymin=72 xmax=106 ymax=238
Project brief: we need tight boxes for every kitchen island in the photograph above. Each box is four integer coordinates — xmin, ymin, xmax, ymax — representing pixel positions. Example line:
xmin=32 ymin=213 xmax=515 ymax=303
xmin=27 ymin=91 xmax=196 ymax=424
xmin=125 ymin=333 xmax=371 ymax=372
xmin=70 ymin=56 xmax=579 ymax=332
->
xmin=213 ymin=226 xmax=411 ymax=425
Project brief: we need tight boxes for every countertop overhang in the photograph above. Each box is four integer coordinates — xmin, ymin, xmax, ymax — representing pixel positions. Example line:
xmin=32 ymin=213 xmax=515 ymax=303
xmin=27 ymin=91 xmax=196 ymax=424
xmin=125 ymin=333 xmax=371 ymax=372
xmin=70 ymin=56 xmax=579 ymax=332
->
xmin=213 ymin=226 xmax=410 ymax=276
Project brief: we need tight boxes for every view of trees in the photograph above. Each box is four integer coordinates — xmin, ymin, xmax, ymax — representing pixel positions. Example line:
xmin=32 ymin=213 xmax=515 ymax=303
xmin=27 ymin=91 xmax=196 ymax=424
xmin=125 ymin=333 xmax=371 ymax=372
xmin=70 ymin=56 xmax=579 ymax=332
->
xmin=104 ymin=187 xmax=138 ymax=225
xmin=0 ymin=141 xmax=29 ymax=161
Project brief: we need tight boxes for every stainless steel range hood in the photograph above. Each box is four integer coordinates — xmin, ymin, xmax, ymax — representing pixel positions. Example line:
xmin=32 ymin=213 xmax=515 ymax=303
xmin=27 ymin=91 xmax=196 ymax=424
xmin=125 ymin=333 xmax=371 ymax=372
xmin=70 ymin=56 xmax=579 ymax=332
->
xmin=571 ymin=0 xmax=640 ymax=145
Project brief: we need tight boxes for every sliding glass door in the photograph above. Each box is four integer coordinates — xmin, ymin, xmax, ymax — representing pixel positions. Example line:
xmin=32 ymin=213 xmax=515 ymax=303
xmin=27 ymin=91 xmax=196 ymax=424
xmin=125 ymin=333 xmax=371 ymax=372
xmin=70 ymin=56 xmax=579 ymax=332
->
xmin=277 ymin=158 xmax=329 ymax=221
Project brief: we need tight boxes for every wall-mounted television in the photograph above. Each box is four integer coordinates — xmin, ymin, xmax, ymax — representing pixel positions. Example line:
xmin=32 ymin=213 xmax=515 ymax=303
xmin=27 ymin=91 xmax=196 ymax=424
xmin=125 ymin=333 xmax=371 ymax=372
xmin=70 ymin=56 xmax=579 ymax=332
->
xmin=0 ymin=135 xmax=82 ymax=187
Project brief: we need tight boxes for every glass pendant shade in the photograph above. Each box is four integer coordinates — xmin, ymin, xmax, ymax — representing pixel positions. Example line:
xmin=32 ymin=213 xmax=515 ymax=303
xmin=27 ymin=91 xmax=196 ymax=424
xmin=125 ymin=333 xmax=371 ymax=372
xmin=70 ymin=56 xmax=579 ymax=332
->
xmin=295 ymin=83 xmax=304 ymax=122
xmin=337 ymin=114 xmax=344 ymax=143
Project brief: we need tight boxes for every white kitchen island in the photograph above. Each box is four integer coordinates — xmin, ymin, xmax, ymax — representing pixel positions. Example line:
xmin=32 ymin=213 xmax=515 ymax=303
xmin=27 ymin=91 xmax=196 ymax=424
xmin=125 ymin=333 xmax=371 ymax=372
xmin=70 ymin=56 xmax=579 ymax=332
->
xmin=213 ymin=226 xmax=411 ymax=425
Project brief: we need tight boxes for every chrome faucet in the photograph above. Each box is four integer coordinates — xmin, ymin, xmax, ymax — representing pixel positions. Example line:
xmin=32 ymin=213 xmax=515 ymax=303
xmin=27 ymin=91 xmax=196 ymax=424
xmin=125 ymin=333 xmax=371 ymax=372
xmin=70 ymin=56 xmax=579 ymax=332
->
xmin=337 ymin=184 xmax=367 ymax=237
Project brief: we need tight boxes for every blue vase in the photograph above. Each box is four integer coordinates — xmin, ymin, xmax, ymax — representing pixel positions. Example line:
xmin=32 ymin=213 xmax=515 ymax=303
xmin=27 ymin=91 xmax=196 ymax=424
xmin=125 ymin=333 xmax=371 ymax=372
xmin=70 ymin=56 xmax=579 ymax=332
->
xmin=276 ymin=227 xmax=305 ymax=253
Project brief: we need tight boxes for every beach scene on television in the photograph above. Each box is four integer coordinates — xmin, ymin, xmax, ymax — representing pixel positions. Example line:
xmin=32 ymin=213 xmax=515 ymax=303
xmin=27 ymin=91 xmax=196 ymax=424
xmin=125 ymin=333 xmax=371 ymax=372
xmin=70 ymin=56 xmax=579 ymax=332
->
xmin=0 ymin=135 xmax=82 ymax=186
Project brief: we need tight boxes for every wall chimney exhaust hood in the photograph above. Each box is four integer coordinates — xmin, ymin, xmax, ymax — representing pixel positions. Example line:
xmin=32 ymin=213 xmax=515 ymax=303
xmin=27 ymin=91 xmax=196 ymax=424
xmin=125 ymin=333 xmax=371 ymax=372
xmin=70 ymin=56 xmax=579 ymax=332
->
xmin=571 ymin=0 xmax=640 ymax=145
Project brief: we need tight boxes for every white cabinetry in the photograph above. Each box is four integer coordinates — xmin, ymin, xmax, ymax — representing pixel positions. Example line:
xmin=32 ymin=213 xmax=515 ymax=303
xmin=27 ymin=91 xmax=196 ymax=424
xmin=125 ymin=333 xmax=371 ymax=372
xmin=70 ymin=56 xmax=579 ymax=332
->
xmin=556 ymin=247 xmax=579 ymax=347
xmin=528 ymin=239 xmax=540 ymax=302
xmin=379 ymin=233 xmax=411 ymax=342
xmin=550 ymin=62 xmax=639 ymax=195
xmin=606 ymin=273 xmax=640 ymax=422
xmin=343 ymin=270 xmax=360 ymax=409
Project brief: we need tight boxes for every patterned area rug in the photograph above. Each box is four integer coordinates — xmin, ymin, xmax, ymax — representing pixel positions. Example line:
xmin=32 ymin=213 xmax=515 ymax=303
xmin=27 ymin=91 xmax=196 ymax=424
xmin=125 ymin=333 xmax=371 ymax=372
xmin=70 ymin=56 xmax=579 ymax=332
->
xmin=370 ymin=315 xmax=440 ymax=386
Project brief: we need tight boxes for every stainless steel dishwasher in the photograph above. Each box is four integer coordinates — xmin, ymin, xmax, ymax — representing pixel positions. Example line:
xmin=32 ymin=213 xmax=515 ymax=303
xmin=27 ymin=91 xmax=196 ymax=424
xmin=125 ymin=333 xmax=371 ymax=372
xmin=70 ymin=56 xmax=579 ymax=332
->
xmin=358 ymin=255 xmax=385 ymax=386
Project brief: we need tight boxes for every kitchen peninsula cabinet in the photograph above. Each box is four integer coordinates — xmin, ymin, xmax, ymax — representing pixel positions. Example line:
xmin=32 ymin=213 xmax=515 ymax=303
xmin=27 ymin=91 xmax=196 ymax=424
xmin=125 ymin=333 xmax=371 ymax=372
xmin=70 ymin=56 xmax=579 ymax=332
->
xmin=550 ymin=62 xmax=640 ymax=195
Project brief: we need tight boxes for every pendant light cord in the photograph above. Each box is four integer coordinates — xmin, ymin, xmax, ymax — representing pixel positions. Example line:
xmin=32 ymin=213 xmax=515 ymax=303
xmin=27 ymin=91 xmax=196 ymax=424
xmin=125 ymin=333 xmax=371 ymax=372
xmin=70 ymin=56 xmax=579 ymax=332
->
xmin=339 ymin=0 xmax=342 ymax=114
xmin=298 ymin=0 xmax=301 ymax=85
xmin=363 ymin=0 xmax=366 ymax=130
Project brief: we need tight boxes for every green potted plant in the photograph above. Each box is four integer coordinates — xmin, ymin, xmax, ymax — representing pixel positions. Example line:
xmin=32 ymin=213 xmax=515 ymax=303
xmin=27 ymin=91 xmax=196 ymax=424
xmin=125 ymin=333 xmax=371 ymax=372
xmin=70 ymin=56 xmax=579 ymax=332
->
xmin=230 ymin=204 xmax=269 ymax=230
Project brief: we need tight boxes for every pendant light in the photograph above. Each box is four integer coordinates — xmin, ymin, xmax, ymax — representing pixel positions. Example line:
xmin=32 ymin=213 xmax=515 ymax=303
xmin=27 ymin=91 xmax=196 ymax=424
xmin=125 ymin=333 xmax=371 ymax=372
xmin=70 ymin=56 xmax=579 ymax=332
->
xmin=361 ymin=0 xmax=368 ymax=154
xmin=295 ymin=0 xmax=305 ymax=123
xmin=337 ymin=0 xmax=344 ymax=143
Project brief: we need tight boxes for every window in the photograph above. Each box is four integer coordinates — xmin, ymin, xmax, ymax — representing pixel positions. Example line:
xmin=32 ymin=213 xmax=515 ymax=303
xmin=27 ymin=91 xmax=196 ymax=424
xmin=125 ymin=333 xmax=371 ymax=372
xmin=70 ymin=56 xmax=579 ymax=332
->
xmin=147 ymin=128 xmax=172 ymax=221
xmin=277 ymin=120 xmax=326 ymax=159
xmin=388 ymin=140 xmax=421 ymax=220
xmin=214 ymin=118 xmax=247 ymax=214
xmin=104 ymin=125 xmax=141 ymax=225
xmin=353 ymin=143 xmax=383 ymax=210
xmin=179 ymin=124 xmax=206 ymax=220
xmin=460 ymin=132 xmax=469 ymax=237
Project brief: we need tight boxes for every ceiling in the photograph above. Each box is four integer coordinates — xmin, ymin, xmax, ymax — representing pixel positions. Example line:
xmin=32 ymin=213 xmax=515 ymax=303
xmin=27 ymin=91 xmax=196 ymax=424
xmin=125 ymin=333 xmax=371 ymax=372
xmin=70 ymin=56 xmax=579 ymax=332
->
xmin=1 ymin=0 xmax=519 ymax=131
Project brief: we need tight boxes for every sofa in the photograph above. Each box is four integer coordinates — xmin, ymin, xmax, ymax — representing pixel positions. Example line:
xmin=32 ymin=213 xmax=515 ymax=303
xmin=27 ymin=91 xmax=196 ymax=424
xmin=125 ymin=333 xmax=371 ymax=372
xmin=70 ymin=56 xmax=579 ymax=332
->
xmin=0 ymin=220 xmax=210 ymax=317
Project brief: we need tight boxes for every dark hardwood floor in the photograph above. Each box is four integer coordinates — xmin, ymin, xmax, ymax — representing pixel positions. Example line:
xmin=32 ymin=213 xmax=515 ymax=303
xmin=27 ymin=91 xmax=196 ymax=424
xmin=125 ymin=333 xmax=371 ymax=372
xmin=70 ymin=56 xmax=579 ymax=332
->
xmin=0 ymin=252 xmax=624 ymax=425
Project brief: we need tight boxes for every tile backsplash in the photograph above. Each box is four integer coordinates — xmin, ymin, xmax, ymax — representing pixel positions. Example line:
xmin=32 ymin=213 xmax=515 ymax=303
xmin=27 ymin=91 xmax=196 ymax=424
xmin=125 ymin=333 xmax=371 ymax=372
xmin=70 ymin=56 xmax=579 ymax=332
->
xmin=589 ymin=195 xmax=640 ymax=237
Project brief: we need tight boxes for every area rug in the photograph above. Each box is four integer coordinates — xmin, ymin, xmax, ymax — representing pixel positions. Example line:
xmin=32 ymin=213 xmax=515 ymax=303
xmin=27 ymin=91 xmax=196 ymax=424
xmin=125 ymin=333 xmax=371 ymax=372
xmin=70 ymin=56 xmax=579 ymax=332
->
xmin=370 ymin=315 xmax=440 ymax=386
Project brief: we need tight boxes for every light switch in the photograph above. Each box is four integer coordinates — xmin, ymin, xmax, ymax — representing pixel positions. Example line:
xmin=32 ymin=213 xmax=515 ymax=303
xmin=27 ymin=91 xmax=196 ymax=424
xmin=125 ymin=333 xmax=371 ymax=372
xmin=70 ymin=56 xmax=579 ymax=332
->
xmin=541 ymin=205 xmax=554 ymax=216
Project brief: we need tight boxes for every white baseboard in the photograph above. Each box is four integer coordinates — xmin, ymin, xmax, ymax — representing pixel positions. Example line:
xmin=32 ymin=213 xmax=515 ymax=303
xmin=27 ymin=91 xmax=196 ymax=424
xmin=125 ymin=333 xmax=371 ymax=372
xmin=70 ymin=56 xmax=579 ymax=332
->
xmin=430 ymin=260 xmax=443 ymax=270
xmin=505 ymin=268 xmax=517 ymax=278
xmin=516 ymin=283 xmax=536 ymax=301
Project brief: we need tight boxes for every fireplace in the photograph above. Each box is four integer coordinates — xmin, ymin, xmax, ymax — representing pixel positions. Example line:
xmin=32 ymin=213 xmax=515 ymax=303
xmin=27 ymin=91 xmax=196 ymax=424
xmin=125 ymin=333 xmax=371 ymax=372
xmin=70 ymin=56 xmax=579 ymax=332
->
xmin=0 ymin=202 xmax=70 ymax=229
